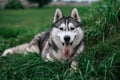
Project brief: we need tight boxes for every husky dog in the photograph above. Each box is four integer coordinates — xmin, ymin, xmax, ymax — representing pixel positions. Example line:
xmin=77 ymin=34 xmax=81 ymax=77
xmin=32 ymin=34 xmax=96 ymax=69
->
xmin=2 ymin=8 xmax=84 ymax=70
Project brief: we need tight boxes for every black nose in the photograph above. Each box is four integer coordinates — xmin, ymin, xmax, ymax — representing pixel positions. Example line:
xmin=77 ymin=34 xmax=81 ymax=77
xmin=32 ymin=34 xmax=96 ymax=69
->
xmin=64 ymin=35 xmax=70 ymax=42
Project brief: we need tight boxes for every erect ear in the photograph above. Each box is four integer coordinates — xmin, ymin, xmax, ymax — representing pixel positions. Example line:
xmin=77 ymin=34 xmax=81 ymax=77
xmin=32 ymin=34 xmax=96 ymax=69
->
xmin=53 ymin=8 xmax=63 ymax=23
xmin=71 ymin=8 xmax=81 ymax=22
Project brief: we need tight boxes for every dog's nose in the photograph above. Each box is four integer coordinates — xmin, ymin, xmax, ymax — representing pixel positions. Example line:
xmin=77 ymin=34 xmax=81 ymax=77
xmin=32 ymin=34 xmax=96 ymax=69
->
xmin=64 ymin=35 xmax=70 ymax=42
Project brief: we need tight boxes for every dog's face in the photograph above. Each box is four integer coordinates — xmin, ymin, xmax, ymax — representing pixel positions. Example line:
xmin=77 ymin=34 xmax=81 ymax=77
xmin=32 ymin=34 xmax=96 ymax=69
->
xmin=51 ymin=8 xmax=84 ymax=59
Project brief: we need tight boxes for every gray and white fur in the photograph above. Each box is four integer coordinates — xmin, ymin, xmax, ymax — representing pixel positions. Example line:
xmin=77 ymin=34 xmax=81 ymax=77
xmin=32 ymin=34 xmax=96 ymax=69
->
xmin=2 ymin=8 xmax=84 ymax=70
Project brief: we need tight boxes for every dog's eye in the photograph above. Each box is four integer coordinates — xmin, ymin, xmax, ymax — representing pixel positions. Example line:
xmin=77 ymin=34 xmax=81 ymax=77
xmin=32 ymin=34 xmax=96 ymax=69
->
xmin=71 ymin=27 xmax=75 ymax=30
xmin=59 ymin=27 xmax=64 ymax=31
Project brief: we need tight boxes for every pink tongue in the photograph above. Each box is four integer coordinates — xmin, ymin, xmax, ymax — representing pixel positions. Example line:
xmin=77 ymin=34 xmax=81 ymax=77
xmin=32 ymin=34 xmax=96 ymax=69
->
xmin=62 ymin=44 xmax=72 ymax=58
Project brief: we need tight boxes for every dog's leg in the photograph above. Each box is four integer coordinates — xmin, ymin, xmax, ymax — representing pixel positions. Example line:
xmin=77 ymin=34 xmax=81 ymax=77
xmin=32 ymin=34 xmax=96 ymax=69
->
xmin=2 ymin=43 xmax=29 ymax=57
xmin=71 ymin=60 xmax=78 ymax=71
xmin=71 ymin=42 xmax=84 ymax=71
xmin=26 ymin=44 xmax=39 ymax=54
xmin=2 ymin=33 xmax=45 ymax=57
xmin=2 ymin=43 xmax=40 ymax=57
xmin=2 ymin=32 xmax=48 ymax=57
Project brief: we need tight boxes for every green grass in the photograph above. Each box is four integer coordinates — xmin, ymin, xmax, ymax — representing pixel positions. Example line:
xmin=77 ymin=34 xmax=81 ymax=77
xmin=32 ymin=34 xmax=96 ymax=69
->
xmin=0 ymin=0 xmax=120 ymax=80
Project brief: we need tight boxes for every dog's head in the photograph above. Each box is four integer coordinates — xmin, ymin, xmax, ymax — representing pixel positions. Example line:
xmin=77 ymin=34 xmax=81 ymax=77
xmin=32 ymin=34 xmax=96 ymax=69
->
xmin=51 ymin=8 xmax=84 ymax=59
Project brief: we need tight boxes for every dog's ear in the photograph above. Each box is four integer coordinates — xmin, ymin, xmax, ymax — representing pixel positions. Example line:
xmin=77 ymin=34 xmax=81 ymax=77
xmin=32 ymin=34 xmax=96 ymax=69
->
xmin=71 ymin=8 xmax=81 ymax=22
xmin=53 ymin=8 xmax=63 ymax=22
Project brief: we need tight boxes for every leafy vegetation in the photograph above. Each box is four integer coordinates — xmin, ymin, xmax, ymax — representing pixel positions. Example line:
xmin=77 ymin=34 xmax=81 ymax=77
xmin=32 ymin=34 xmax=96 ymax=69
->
xmin=27 ymin=0 xmax=52 ymax=8
xmin=5 ymin=0 xmax=24 ymax=9
xmin=0 ymin=0 xmax=120 ymax=80
xmin=84 ymin=0 xmax=120 ymax=46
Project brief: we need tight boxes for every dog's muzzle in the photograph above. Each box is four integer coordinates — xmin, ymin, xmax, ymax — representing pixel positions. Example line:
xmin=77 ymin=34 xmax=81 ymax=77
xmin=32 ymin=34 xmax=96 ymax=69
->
xmin=62 ymin=35 xmax=73 ymax=58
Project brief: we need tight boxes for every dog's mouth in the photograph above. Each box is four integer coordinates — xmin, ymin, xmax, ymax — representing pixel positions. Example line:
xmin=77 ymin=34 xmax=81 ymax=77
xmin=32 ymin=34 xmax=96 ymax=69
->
xmin=62 ymin=42 xmax=73 ymax=58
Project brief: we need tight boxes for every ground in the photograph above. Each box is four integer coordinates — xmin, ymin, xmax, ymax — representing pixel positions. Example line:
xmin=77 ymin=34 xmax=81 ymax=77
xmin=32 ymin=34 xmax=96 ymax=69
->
xmin=0 ymin=2 xmax=120 ymax=80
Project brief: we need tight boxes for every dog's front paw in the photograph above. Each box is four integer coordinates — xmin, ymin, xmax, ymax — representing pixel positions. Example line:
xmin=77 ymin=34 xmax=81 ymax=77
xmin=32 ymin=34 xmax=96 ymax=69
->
xmin=1 ymin=49 xmax=13 ymax=57
xmin=71 ymin=65 xmax=77 ymax=71
xmin=71 ymin=60 xmax=78 ymax=71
